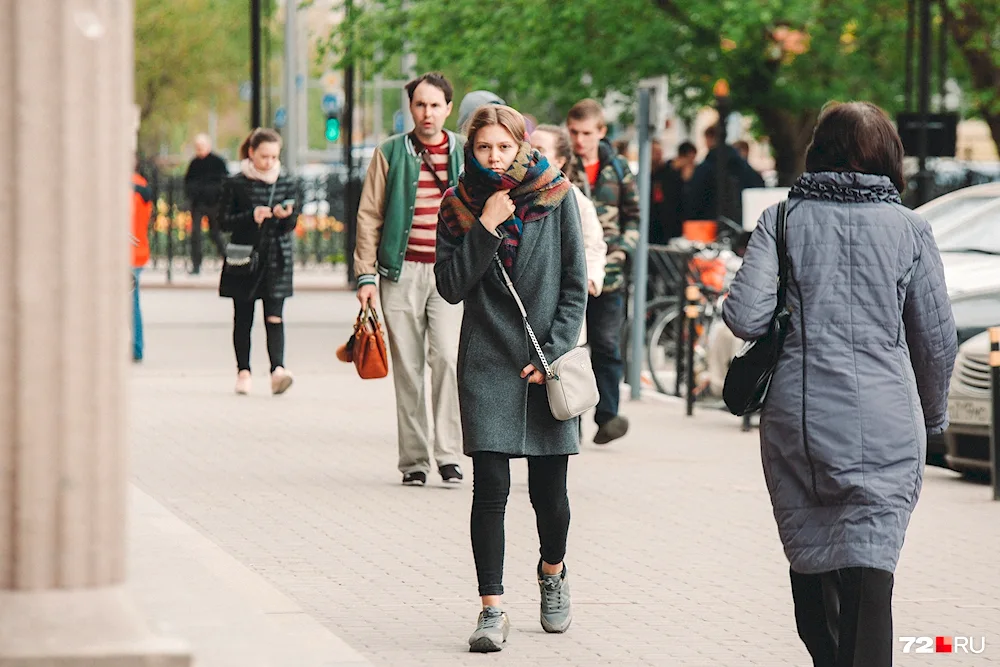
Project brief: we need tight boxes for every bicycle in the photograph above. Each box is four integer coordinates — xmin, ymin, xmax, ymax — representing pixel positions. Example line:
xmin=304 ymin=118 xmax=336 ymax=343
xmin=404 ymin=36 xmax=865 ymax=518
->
xmin=619 ymin=243 xmax=689 ymax=387
xmin=645 ymin=239 xmax=741 ymax=398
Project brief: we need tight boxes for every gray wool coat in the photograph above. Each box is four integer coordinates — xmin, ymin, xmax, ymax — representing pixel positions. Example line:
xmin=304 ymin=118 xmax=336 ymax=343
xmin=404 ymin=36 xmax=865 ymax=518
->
xmin=435 ymin=194 xmax=588 ymax=458
xmin=722 ymin=172 xmax=957 ymax=575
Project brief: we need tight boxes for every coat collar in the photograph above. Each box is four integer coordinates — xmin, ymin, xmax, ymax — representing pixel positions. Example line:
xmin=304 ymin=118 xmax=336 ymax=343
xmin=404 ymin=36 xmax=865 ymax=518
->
xmin=790 ymin=171 xmax=902 ymax=204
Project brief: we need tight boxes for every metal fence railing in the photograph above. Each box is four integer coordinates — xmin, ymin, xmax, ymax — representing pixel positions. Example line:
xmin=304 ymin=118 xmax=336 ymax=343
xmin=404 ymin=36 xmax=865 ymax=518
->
xmin=144 ymin=171 xmax=353 ymax=275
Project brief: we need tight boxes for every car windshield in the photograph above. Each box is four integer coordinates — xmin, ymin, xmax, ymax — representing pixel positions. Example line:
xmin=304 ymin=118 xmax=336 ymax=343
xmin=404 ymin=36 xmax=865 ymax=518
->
xmin=935 ymin=200 xmax=1000 ymax=254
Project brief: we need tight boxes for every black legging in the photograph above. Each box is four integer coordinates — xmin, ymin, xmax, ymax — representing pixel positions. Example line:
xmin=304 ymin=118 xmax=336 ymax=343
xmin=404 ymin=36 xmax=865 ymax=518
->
xmin=233 ymin=298 xmax=285 ymax=373
xmin=471 ymin=452 xmax=570 ymax=597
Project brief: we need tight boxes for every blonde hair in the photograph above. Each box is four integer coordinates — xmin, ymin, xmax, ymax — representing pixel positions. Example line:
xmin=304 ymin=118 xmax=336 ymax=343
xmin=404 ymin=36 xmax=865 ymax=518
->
xmin=466 ymin=105 xmax=527 ymax=147
xmin=239 ymin=127 xmax=282 ymax=159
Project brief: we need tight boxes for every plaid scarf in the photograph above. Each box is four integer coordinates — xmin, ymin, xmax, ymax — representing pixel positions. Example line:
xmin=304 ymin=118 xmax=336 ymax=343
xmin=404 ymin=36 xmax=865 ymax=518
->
xmin=439 ymin=141 xmax=571 ymax=269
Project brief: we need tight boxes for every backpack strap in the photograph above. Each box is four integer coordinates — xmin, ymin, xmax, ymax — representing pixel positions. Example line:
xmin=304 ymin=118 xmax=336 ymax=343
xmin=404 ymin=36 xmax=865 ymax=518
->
xmin=610 ymin=156 xmax=627 ymax=184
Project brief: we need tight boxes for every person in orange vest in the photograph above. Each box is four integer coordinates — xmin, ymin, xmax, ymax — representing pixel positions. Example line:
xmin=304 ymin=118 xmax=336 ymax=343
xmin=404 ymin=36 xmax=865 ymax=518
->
xmin=131 ymin=169 xmax=153 ymax=362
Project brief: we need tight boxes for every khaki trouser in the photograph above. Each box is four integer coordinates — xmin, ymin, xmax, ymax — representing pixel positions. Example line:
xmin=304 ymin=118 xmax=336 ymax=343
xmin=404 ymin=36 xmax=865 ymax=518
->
xmin=379 ymin=261 xmax=464 ymax=474
xmin=707 ymin=317 xmax=745 ymax=396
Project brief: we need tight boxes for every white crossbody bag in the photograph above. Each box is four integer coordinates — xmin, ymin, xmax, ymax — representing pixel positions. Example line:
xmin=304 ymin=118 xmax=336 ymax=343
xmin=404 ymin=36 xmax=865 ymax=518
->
xmin=495 ymin=255 xmax=599 ymax=421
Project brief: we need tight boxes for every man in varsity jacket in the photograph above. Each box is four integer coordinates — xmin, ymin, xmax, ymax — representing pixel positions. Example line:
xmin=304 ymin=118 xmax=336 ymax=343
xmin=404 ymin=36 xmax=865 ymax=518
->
xmin=355 ymin=72 xmax=466 ymax=487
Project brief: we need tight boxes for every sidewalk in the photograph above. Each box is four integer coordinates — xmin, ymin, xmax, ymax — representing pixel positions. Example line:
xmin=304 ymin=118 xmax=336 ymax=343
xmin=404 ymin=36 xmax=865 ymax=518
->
xmin=128 ymin=288 xmax=1000 ymax=666
xmin=129 ymin=486 xmax=369 ymax=667
xmin=140 ymin=263 xmax=350 ymax=291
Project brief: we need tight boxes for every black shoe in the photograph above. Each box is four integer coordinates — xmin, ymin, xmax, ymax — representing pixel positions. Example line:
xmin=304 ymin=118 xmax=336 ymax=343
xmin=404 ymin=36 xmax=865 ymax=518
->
xmin=439 ymin=464 xmax=463 ymax=484
xmin=402 ymin=472 xmax=426 ymax=486
xmin=593 ymin=415 xmax=629 ymax=445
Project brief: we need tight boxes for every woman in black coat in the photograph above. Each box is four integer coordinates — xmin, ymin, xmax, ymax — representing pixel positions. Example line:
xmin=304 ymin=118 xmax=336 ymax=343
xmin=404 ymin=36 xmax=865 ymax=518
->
xmin=219 ymin=128 xmax=299 ymax=395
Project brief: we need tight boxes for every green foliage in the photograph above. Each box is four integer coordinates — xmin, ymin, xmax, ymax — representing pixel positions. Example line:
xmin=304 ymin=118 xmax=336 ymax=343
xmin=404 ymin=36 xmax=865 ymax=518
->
xmin=322 ymin=0 xmax=939 ymax=181
xmin=326 ymin=0 xmax=909 ymax=123
xmin=326 ymin=0 xmax=677 ymax=122
xmin=134 ymin=0 xmax=268 ymax=153
xmin=945 ymin=0 xmax=1000 ymax=129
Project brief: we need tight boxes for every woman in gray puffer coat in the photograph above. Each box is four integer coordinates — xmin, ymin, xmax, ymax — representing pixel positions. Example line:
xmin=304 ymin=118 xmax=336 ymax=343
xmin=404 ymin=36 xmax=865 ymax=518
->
xmin=723 ymin=102 xmax=957 ymax=667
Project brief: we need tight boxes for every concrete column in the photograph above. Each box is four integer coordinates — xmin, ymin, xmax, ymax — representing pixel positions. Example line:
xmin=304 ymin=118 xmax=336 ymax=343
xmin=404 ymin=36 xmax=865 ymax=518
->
xmin=0 ymin=2 xmax=188 ymax=664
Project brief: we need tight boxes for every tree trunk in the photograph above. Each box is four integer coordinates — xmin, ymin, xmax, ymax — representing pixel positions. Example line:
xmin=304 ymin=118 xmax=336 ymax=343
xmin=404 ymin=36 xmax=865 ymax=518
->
xmin=945 ymin=2 xmax=1000 ymax=160
xmin=755 ymin=107 xmax=819 ymax=186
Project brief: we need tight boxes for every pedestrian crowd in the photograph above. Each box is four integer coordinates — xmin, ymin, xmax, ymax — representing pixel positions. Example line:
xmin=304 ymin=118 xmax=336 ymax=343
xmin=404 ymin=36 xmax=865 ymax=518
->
xmin=133 ymin=71 xmax=957 ymax=666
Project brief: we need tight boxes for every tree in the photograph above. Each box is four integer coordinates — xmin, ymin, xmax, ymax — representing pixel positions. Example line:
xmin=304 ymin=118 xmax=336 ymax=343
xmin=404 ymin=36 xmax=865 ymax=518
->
xmin=328 ymin=0 xmax=911 ymax=184
xmin=656 ymin=1 xmax=910 ymax=183
xmin=944 ymin=0 xmax=1000 ymax=157
xmin=134 ymin=0 xmax=250 ymax=154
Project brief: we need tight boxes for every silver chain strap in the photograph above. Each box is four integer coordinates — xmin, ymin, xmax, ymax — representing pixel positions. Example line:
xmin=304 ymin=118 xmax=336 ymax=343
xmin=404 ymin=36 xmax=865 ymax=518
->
xmin=494 ymin=255 xmax=554 ymax=379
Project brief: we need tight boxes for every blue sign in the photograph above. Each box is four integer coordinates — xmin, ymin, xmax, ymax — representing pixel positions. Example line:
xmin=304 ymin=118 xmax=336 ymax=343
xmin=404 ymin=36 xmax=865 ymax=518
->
xmin=393 ymin=110 xmax=405 ymax=134
xmin=274 ymin=107 xmax=287 ymax=128
xmin=321 ymin=93 xmax=340 ymax=115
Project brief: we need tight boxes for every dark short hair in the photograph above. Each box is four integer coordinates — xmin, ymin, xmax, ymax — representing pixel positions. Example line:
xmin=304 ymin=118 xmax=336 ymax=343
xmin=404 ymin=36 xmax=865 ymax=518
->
xmin=677 ymin=141 xmax=697 ymax=157
xmin=405 ymin=72 xmax=453 ymax=104
xmin=567 ymin=98 xmax=606 ymax=127
xmin=805 ymin=102 xmax=905 ymax=192
xmin=704 ymin=125 xmax=718 ymax=142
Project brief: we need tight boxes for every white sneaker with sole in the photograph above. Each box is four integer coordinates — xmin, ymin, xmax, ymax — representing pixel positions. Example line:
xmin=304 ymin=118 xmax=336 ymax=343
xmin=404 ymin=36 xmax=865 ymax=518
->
xmin=235 ymin=372 xmax=252 ymax=395
xmin=271 ymin=367 xmax=294 ymax=395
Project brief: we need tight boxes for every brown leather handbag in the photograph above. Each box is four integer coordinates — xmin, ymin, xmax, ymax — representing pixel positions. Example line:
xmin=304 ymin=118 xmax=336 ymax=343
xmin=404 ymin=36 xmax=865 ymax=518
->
xmin=338 ymin=305 xmax=389 ymax=379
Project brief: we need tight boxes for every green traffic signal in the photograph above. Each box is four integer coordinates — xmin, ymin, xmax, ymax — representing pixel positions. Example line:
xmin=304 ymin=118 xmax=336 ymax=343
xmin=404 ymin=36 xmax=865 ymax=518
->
xmin=325 ymin=116 xmax=340 ymax=142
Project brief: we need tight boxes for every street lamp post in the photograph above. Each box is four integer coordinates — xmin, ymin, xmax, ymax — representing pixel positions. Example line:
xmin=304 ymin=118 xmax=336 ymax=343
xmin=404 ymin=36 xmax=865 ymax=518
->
xmin=282 ymin=0 xmax=298 ymax=174
xmin=713 ymin=79 xmax=732 ymax=224
xmin=916 ymin=0 xmax=933 ymax=205
xmin=628 ymin=87 xmax=654 ymax=400
xmin=250 ymin=0 xmax=262 ymax=128
xmin=343 ymin=0 xmax=358 ymax=285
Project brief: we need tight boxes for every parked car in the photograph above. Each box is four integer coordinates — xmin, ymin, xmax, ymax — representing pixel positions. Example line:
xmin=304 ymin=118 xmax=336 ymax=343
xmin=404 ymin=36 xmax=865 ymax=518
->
xmin=943 ymin=331 xmax=994 ymax=474
xmin=914 ymin=183 xmax=1000 ymax=467
xmin=918 ymin=183 xmax=1000 ymax=343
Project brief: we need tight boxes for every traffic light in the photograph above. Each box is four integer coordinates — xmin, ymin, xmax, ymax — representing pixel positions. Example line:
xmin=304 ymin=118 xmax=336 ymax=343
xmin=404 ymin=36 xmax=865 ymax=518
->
xmin=325 ymin=113 xmax=341 ymax=142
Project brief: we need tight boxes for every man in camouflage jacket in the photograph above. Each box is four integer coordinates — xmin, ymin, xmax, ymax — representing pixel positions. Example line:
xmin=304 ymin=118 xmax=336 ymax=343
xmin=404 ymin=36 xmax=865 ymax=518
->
xmin=567 ymin=99 xmax=640 ymax=445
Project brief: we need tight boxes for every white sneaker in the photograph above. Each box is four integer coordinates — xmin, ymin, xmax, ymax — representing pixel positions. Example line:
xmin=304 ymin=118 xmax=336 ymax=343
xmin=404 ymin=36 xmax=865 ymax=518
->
xmin=235 ymin=372 xmax=252 ymax=395
xmin=271 ymin=367 xmax=294 ymax=395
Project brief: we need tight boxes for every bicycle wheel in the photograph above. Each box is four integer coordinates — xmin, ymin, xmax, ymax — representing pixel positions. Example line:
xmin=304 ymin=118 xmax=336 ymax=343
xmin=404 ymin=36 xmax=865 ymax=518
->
xmin=621 ymin=296 xmax=677 ymax=387
xmin=646 ymin=303 xmax=683 ymax=395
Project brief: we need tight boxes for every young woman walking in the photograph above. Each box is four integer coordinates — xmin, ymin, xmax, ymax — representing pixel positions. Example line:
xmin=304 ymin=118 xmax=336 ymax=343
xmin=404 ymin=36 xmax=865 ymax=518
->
xmin=435 ymin=105 xmax=588 ymax=652
xmin=219 ymin=128 xmax=300 ymax=395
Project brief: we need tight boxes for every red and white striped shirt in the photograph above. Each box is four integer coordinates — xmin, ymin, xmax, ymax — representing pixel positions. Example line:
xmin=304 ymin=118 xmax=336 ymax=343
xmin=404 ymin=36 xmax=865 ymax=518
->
xmin=406 ymin=137 xmax=450 ymax=263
